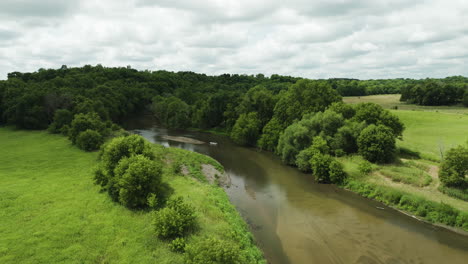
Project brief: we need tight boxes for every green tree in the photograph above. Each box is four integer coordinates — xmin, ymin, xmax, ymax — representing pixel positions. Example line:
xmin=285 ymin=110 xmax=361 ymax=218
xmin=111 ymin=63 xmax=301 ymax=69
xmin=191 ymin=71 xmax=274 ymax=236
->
xmin=94 ymin=135 xmax=156 ymax=201
xmin=76 ymin=129 xmax=104 ymax=151
xmin=68 ymin=112 xmax=107 ymax=144
xmin=230 ymin=112 xmax=262 ymax=146
xmin=357 ymin=124 xmax=396 ymax=163
xmin=439 ymin=144 xmax=468 ymax=188
xmin=48 ymin=109 xmax=74 ymax=133
xmin=257 ymin=117 xmax=284 ymax=151
xmin=273 ymin=79 xmax=341 ymax=127
xmin=114 ymin=155 xmax=163 ymax=208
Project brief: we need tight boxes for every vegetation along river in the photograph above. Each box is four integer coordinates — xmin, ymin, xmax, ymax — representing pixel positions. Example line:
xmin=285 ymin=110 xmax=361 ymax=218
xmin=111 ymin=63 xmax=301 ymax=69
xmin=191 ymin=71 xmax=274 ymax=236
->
xmin=125 ymin=116 xmax=468 ymax=264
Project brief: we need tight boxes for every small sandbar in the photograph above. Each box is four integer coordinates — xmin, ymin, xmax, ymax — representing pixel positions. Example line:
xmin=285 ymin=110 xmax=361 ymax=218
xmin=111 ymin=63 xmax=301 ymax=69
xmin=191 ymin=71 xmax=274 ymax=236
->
xmin=161 ymin=135 xmax=205 ymax=144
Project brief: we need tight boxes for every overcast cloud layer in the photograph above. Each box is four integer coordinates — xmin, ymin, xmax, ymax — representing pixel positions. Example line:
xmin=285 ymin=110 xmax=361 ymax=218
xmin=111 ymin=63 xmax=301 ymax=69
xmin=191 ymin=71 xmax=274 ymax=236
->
xmin=1 ymin=0 xmax=467 ymax=79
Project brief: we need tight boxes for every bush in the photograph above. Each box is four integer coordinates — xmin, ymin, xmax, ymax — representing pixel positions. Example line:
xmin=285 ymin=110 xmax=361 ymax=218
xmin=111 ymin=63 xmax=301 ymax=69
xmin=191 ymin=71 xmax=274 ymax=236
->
xmin=295 ymin=136 xmax=329 ymax=172
xmin=310 ymin=153 xmax=346 ymax=184
xmin=357 ymin=124 xmax=396 ymax=163
xmin=184 ymin=237 xmax=245 ymax=264
xmin=76 ymin=129 xmax=103 ymax=151
xmin=329 ymin=160 xmax=346 ymax=184
xmin=169 ymin=237 xmax=186 ymax=253
xmin=68 ymin=112 xmax=107 ymax=144
xmin=48 ymin=109 xmax=73 ymax=133
xmin=153 ymin=197 xmax=197 ymax=239
xmin=358 ymin=160 xmax=373 ymax=174
xmin=94 ymin=135 xmax=156 ymax=202
xmin=114 ymin=155 xmax=163 ymax=208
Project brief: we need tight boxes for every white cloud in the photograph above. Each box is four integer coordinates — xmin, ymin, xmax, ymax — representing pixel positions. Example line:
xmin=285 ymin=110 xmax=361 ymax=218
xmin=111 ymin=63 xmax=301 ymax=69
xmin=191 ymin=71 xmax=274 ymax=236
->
xmin=0 ymin=0 xmax=467 ymax=79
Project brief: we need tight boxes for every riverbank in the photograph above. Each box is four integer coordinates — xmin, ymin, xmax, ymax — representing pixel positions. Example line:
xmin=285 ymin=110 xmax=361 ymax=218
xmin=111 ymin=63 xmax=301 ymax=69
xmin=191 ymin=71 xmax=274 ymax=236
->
xmin=0 ymin=127 xmax=264 ymax=263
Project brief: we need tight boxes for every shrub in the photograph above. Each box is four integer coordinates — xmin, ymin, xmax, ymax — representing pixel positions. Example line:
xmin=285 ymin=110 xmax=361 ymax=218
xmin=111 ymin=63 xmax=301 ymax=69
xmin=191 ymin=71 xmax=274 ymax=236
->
xmin=153 ymin=197 xmax=197 ymax=239
xmin=184 ymin=237 xmax=244 ymax=264
xmin=76 ymin=129 xmax=103 ymax=151
xmin=358 ymin=160 xmax=373 ymax=174
xmin=68 ymin=112 xmax=107 ymax=144
xmin=310 ymin=153 xmax=346 ymax=184
xmin=329 ymin=160 xmax=346 ymax=184
xmin=357 ymin=124 xmax=396 ymax=163
xmin=94 ymin=135 xmax=156 ymax=201
xmin=295 ymin=136 xmax=329 ymax=172
xmin=169 ymin=237 xmax=186 ymax=253
xmin=48 ymin=109 xmax=73 ymax=133
xmin=114 ymin=155 xmax=163 ymax=208
xmin=310 ymin=153 xmax=333 ymax=183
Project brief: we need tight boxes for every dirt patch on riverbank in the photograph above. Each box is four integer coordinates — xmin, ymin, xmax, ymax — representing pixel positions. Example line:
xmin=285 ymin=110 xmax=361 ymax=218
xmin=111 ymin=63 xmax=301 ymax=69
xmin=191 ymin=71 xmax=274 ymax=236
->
xmin=161 ymin=135 xmax=205 ymax=144
xmin=202 ymin=164 xmax=231 ymax=187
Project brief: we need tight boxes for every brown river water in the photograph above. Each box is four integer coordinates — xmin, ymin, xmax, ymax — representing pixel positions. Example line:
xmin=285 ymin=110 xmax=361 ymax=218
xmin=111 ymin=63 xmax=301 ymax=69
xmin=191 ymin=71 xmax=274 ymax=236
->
xmin=125 ymin=116 xmax=468 ymax=264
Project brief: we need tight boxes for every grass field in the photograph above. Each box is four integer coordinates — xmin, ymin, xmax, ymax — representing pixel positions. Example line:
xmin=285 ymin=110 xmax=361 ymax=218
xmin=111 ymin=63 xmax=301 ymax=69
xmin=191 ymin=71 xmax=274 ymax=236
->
xmin=340 ymin=94 xmax=468 ymax=215
xmin=344 ymin=94 xmax=468 ymax=160
xmin=0 ymin=127 xmax=263 ymax=263
xmin=343 ymin=94 xmax=468 ymax=114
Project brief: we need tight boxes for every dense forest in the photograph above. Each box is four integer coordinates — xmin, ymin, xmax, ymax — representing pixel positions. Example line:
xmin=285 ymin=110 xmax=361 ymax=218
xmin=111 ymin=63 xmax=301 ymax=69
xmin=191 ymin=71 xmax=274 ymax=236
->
xmin=0 ymin=66 xmax=466 ymax=172
xmin=400 ymin=76 xmax=468 ymax=106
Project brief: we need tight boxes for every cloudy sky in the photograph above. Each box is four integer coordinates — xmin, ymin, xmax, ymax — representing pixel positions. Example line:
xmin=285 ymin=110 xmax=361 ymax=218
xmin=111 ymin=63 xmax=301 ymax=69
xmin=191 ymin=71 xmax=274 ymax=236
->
xmin=1 ymin=0 xmax=467 ymax=80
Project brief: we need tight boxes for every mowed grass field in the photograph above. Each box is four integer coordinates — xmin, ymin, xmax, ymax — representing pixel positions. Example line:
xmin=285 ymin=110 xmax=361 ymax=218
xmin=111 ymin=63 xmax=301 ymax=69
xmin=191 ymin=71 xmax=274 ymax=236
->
xmin=344 ymin=94 xmax=468 ymax=160
xmin=0 ymin=127 xmax=262 ymax=263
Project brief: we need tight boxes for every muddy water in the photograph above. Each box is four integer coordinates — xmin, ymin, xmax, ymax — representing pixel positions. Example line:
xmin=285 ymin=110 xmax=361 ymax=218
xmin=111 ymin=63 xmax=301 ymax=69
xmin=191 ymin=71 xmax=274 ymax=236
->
xmin=125 ymin=117 xmax=468 ymax=264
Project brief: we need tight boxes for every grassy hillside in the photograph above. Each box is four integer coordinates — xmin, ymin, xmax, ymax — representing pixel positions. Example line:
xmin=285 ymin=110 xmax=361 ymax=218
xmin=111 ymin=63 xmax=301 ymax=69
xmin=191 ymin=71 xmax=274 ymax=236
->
xmin=0 ymin=127 xmax=263 ymax=263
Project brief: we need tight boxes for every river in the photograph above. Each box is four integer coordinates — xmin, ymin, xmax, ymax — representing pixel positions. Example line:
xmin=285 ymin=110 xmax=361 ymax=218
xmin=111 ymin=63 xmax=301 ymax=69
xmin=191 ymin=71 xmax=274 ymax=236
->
xmin=125 ymin=116 xmax=468 ymax=264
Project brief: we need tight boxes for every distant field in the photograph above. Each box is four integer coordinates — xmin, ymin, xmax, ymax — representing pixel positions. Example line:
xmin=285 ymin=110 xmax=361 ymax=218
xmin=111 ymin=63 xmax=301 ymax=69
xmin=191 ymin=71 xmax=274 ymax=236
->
xmin=0 ymin=128 xmax=261 ymax=263
xmin=343 ymin=94 xmax=468 ymax=114
xmin=343 ymin=94 xmax=468 ymax=160
xmin=392 ymin=110 xmax=468 ymax=160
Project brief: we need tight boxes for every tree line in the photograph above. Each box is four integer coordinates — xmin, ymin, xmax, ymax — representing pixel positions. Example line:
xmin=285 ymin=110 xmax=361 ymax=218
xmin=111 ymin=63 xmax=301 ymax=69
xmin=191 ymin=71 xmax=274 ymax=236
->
xmin=400 ymin=77 xmax=468 ymax=106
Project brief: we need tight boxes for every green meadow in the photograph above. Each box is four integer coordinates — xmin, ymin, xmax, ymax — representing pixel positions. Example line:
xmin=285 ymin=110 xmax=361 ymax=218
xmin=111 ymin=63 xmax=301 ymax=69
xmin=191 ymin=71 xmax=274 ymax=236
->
xmin=342 ymin=95 xmax=468 ymax=217
xmin=0 ymin=127 xmax=262 ymax=263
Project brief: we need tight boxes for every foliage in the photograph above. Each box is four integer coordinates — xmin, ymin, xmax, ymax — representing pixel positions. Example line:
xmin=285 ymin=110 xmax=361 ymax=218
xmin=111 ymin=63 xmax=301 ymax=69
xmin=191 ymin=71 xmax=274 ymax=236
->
xmin=277 ymin=110 xmax=344 ymax=165
xmin=169 ymin=237 xmax=186 ymax=253
xmin=345 ymin=180 xmax=467 ymax=231
xmin=328 ymin=101 xmax=355 ymax=119
xmin=68 ymin=112 xmax=107 ymax=144
xmin=48 ymin=109 xmax=73 ymax=133
xmin=358 ymin=160 xmax=373 ymax=174
xmin=230 ymin=112 xmax=262 ymax=146
xmin=273 ymin=79 xmax=341 ymax=127
xmin=184 ymin=237 xmax=245 ymax=264
xmin=114 ymin=155 xmax=163 ymax=208
xmin=439 ymin=144 xmax=468 ymax=188
xmin=357 ymin=124 xmax=396 ymax=163
xmin=257 ymin=117 xmax=284 ymax=151
xmin=76 ymin=129 xmax=104 ymax=151
xmin=94 ymin=135 xmax=156 ymax=201
xmin=153 ymin=197 xmax=197 ymax=239
xmin=400 ymin=80 xmax=464 ymax=106
xmin=295 ymin=136 xmax=329 ymax=172
xmin=310 ymin=153 xmax=346 ymax=184
xmin=353 ymin=102 xmax=404 ymax=137
xmin=152 ymin=95 xmax=191 ymax=129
